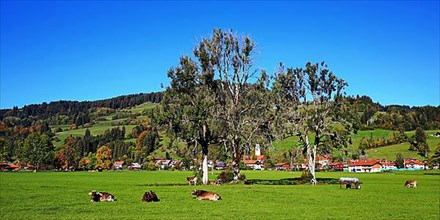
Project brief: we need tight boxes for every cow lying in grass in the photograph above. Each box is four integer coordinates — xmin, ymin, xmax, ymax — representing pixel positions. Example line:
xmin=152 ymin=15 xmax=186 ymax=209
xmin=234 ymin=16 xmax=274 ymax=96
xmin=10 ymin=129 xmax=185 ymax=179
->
xmin=404 ymin=180 xmax=417 ymax=188
xmin=191 ymin=190 xmax=221 ymax=201
xmin=89 ymin=190 xmax=116 ymax=202
xmin=142 ymin=191 xmax=160 ymax=202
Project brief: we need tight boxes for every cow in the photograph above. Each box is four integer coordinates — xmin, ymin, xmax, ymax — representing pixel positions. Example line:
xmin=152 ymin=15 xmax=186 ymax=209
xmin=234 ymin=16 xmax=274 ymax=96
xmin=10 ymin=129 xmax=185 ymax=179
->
xmin=404 ymin=180 xmax=417 ymax=188
xmin=142 ymin=190 xmax=160 ymax=202
xmin=89 ymin=190 xmax=116 ymax=202
xmin=191 ymin=189 xmax=221 ymax=201
xmin=339 ymin=177 xmax=362 ymax=190
xmin=187 ymin=176 xmax=198 ymax=186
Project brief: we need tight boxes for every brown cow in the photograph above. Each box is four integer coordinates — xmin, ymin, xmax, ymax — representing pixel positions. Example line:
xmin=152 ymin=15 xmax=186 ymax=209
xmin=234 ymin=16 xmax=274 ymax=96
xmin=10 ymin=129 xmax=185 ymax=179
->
xmin=142 ymin=190 xmax=160 ymax=202
xmin=89 ymin=190 xmax=116 ymax=202
xmin=191 ymin=189 xmax=221 ymax=201
xmin=187 ymin=176 xmax=198 ymax=186
xmin=404 ymin=180 xmax=417 ymax=188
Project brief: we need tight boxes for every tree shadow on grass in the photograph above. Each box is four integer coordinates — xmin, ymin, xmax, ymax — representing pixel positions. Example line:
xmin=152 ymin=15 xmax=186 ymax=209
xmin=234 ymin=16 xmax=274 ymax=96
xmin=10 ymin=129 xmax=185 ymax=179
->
xmin=247 ymin=177 xmax=340 ymax=185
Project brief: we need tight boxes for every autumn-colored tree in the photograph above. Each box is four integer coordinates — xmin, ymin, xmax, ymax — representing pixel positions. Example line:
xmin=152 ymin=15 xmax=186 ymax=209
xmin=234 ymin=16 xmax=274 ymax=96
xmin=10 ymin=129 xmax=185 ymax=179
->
xmin=96 ymin=145 xmax=112 ymax=169
xmin=56 ymin=136 xmax=77 ymax=170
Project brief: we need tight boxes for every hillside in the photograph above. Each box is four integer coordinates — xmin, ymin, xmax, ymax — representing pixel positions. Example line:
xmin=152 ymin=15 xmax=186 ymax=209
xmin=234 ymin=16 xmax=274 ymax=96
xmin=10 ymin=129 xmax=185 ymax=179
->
xmin=50 ymin=102 xmax=439 ymax=162
xmin=1 ymin=92 xmax=439 ymax=170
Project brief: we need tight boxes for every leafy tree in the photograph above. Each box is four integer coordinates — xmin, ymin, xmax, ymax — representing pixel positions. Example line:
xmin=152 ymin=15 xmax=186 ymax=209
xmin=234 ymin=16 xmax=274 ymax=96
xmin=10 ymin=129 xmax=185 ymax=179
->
xmin=55 ymin=136 xmax=77 ymax=170
xmin=272 ymin=62 xmax=351 ymax=185
xmin=96 ymin=145 xmax=112 ymax=169
xmin=161 ymin=29 xmax=271 ymax=182
xmin=410 ymin=127 xmax=430 ymax=157
xmin=136 ymin=126 xmax=160 ymax=162
xmin=19 ymin=133 xmax=54 ymax=170
xmin=160 ymin=44 xmax=220 ymax=184
xmin=427 ymin=145 xmax=440 ymax=168
xmin=395 ymin=153 xmax=405 ymax=168
xmin=196 ymin=29 xmax=271 ymax=180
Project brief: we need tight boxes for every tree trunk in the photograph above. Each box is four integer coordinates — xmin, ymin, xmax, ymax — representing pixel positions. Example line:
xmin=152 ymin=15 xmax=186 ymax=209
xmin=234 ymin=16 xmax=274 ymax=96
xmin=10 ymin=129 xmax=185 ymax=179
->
xmin=202 ymin=151 xmax=209 ymax=185
xmin=305 ymin=136 xmax=317 ymax=185
xmin=201 ymin=124 xmax=209 ymax=185
xmin=232 ymin=137 xmax=241 ymax=181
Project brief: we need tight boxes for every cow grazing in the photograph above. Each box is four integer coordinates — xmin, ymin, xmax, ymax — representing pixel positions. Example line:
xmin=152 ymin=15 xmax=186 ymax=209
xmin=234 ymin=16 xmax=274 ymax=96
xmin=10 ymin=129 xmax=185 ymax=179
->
xmin=191 ymin=189 xmax=221 ymax=201
xmin=142 ymin=191 xmax=160 ymax=202
xmin=187 ymin=176 xmax=198 ymax=186
xmin=89 ymin=190 xmax=116 ymax=202
xmin=404 ymin=180 xmax=417 ymax=188
xmin=339 ymin=177 xmax=362 ymax=190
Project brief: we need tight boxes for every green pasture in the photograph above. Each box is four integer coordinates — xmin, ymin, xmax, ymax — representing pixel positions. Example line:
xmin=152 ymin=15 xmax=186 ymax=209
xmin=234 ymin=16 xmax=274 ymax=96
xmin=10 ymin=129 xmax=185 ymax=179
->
xmin=128 ymin=102 xmax=158 ymax=114
xmin=53 ymin=125 xmax=137 ymax=148
xmin=1 ymin=170 xmax=438 ymax=219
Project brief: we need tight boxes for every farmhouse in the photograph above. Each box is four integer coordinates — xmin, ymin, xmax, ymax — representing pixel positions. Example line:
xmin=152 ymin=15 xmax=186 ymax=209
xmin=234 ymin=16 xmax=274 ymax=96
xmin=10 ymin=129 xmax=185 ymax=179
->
xmin=128 ymin=162 xmax=141 ymax=170
xmin=379 ymin=161 xmax=397 ymax=171
xmin=348 ymin=160 xmax=382 ymax=173
xmin=403 ymin=158 xmax=426 ymax=170
xmin=114 ymin=161 xmax=125 ymax=170
xmin=328 ymin=162 xmax=344 ymax=171
xmin=291 ymin=162 xmax=307 ymax=171
xmin=243 ymin=159 xmax=262 ymax=170
xmin=0 ymin=163 xmax=21 ymax=171
xmin=275 ymin=162 xmax=290 ymax=171
xmin=243 ymin=144 xmax=267 ymax=170
xmin=155 ymin=159 xmax=172 ymax=170
xmin=317 ymin=155 xmax=332 ymax=168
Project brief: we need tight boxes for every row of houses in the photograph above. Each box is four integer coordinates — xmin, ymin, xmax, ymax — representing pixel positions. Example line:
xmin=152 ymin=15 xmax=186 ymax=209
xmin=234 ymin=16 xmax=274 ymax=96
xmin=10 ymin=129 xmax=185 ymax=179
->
xmin=326 ymin=158 xmax=427 ymax=172
xmin=0 ymin=156 xmax=429 ymax=172
xmin=242 ymin=154 xmax=428 ymax=172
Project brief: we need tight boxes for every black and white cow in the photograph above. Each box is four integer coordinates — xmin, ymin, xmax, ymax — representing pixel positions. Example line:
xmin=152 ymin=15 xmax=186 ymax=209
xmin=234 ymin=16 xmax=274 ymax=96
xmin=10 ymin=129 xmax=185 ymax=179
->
xmin=89 ymin=190 xmax=116 ymax=202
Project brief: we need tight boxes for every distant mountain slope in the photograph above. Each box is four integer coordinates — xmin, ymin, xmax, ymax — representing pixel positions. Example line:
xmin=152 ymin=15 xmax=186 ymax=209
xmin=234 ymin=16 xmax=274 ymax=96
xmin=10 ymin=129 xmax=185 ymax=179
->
xmin=0 ymin=92 xmax=163 ymax=120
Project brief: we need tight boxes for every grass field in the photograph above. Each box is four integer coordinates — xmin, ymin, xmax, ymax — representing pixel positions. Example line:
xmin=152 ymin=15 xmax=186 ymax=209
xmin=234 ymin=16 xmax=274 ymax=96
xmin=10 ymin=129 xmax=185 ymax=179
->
xmin=1 ymin=170 xmax=438 ymax=219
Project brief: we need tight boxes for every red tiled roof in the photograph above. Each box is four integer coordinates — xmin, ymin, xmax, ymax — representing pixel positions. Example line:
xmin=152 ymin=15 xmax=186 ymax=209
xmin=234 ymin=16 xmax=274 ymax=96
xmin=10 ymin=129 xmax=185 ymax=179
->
xmin=381 ymin=161 xmax=396 ymax=166
xmin=114 ymin=161 xmax=124 ymax=166
xmin=316 ymin=155 xmax=332 ymax=161
xmin=244 ymin=160 xmax=259 ymax=164
xmin=8 ymin=164 xmax=20 ymax=169
xmin=256 ymin=155 xmax=266 ymax=160
xmin=349 ymin=160 xmax=380 ymax=166
xmin=275 ymin=162 xmax=289 ymax=166
xmin=404 ymin=158 xmax=424 ymax=165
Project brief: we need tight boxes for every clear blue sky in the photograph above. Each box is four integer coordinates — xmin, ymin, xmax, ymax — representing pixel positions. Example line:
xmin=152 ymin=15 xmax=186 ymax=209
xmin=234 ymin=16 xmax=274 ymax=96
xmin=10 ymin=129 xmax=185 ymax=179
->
xmin=1 ymin=1 xmax=439 ymax=109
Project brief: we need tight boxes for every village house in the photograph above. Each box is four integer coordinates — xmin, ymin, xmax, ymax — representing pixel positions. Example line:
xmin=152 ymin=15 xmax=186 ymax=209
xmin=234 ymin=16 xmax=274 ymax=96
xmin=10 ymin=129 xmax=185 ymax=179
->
xmin=291 ymin=162 xmax=307 ymax=171
xmin=348 ymin=160 xmax=382 ymax=173
xmin=155 ymin=159 xmax=172 ymax=170
xmin=243 ymin=144 xmax=266 ymax=170
xmin=0 ymin=163 xmax=21 ymax=171
xmin=243 ymin=159 xmax=262 ymax=170
xmin=128 ymin=162 xmax=142 ymax=170
xmin=328 ymin=162 xmax=344 ymax=171
xmin=275 ymin=162 xmax=290 ymax=171
xmin=378 ymin=160 xmax=397 ymax=171
xmin=113 ymin=161 xmax=125 ymax=170
xmin=317 ymin=155 xmax=332 ymax=169
xmin=403 ymin=158 xmax=426 ymax=170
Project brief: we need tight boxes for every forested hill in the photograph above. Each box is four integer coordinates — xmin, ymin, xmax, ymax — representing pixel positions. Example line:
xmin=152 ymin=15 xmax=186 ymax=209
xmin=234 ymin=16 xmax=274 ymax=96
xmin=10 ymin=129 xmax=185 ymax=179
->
xmin=0 ymin=92 xmax=163 ymax=122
